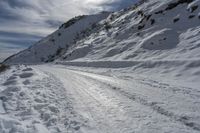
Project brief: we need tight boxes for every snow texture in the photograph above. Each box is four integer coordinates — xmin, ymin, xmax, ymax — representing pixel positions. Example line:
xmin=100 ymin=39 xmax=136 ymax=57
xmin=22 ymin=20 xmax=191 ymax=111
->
xmin=1 ymin=0 xmax=200 ymax=132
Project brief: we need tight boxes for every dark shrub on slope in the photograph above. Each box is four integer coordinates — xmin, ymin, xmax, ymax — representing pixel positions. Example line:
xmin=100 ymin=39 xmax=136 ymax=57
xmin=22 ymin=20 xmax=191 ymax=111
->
xmin=59 ymin=15 xmax=86 ymax=29
xmin=0 ymin=64 xmax=9 ymax=73
xmin=165 ymin=0 xmax=194 ymax=11
xmin=191 ymin=5 xmax=198 ymax=13
xmin=173 ymin=18 xmax=180 ymax=23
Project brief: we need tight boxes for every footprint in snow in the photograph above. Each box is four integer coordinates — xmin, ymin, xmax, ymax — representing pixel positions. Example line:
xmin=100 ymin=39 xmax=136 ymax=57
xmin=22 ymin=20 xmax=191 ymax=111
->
xmin=34 ymin=98 xmax=44 ymax=103
xmin=22 ymin=68 xmax=33 ymax=72
xmin=34 ymin=103 xmax=49 ymax=110
xmin=2 ymin=75 xmax=18 ymax=86
xmin=48 ymin=105 xmax=60 ymax=113
xmin=0 ymin=87 xmax=21 ymax=98
xmin=22 ymin=80 xmax=30 ymax=85
xmin=19 ymin=73 xmax=34 ymax=78
xmin=7 ymin=76 xmax=17 ymax=81
xmin=2 ymin=80 xmax=17 ymax=86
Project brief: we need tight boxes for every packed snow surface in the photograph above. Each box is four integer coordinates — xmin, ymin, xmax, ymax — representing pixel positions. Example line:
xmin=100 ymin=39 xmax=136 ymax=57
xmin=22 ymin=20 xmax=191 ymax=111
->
xmin=0 ymin=65 xmax=200 ymax=133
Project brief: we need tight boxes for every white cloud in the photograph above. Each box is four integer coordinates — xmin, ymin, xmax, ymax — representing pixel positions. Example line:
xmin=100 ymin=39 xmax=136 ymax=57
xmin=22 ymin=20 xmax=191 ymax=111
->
xmin=1 ymin=0 xmax=138 ymax=37
xmin=0 ymin=0 xmax=116 ymax=37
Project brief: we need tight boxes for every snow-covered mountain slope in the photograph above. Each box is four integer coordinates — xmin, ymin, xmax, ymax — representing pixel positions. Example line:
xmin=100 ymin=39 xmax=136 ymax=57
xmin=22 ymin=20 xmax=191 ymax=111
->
xmin=58 ymin=0 xmax=200 ymax=62
xmin=5 ymin=0 xmax=200 ymax=63
xmin=3 ymin=12 xmax=110 ymax=64
xmin=58 ymin=0 xmax=200 ymax=82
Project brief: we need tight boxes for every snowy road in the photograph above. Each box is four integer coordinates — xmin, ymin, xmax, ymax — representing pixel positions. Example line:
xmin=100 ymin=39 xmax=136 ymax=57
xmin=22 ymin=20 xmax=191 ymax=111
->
xmin=34 ymin=65 xmax=200 ymax=133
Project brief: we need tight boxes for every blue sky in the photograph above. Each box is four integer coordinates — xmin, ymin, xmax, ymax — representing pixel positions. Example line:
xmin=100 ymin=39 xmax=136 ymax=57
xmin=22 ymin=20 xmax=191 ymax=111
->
xmin=0 ymin=0 xmax=137 ymax=62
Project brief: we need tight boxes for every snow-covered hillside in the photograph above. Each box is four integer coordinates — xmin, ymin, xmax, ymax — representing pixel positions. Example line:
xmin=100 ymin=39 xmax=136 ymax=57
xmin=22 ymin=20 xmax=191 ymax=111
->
xmin=3 ymin=12 xmax=110 ymax=64
xmin=56 ymin=0 xmax=200 ymax=82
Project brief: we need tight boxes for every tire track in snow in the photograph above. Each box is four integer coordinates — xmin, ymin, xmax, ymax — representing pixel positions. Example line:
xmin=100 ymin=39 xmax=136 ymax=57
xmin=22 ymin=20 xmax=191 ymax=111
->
xmin=117 ymin=89 xmax=200 ymax=131
xmin=105 ymin=83 xmax=200 ymax=131
xmin=136 ymin=78 xmax=200 ymax=99
xmin=70 ymin=69 xmax=200 ymax=132
xmin=38 ymin=65 xmax=200 ymax=132
xmin=49 ymin=69 xmax=138 ymax=133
